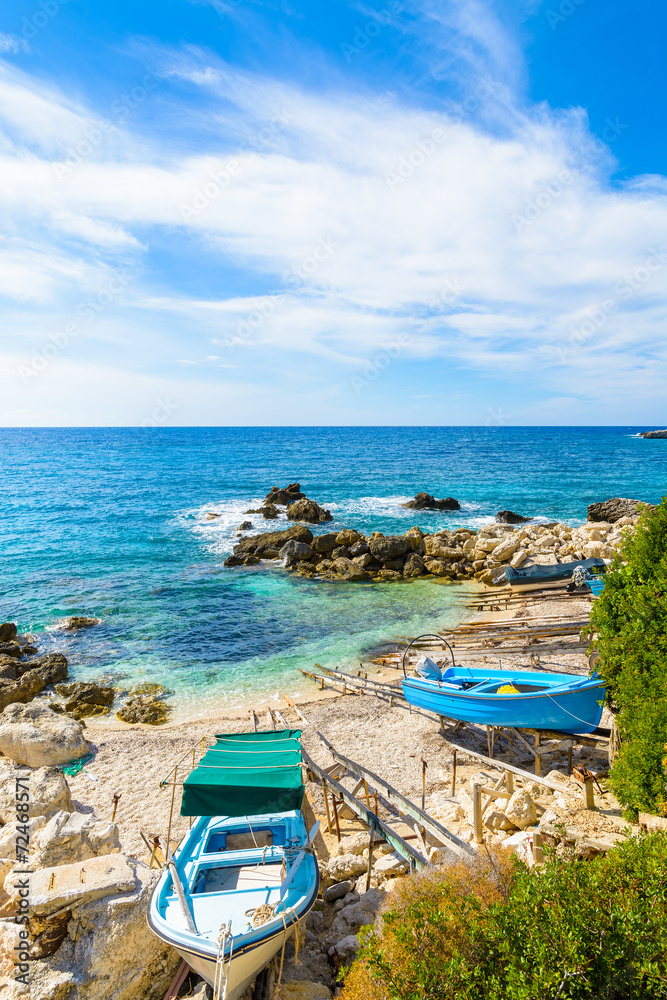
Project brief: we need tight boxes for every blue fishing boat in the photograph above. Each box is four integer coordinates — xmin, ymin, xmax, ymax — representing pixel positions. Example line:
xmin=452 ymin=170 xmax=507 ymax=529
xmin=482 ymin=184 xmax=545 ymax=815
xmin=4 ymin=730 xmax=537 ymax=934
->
xmin=148 ymin=730 xmax=319 ymax=1000
xmin=503 ymin=557 xmax=607 ymax=593
xmin=401 ymin=639 xmax=605 ymax=734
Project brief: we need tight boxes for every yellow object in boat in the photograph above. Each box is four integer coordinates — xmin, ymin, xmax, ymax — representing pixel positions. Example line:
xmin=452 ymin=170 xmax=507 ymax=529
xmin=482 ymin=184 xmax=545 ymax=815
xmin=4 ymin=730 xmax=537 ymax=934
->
xmin=498 ymin=683 xmax=520 ymax=695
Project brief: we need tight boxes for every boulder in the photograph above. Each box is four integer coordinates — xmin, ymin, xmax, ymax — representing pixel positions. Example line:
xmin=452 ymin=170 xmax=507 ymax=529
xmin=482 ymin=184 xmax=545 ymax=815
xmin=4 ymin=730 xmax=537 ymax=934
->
xmin=328 ymin=934 xmax=360 ymax=967
xmin=311 ymin=533 xmax=338 ymax=554
xmin=0 ymin=669 xmax=48 ymax=711
xmin=286 ymin=499 xmax=333 ymax=524
xmin=369 ymin=535 xmax=411 ymax=562
xmin=322 ymin=854 xmax=368 ymax=883
xmin=32 ymin=810 xmax=121 ymax=869
xmin=496 ymin=510 xmax=532 ymax=523
xmin=260 ymin=503 xmax=280 ymax=519
xmin=62 ymin=617 xmax=100 ymax=630
xmin=0 ymin=624 xmax=17 ymax=642
xmin=327 ymin=888 xmax=384 ymax=942
xmin=330 ymin=558 xmax=370 ymax=581
xmin=490 ymin=536 xmax=520 ymax=563
xmin=54 ymin=681 xmax=115 ymax=720
xmin=234 ymin=525 xmax=314 ymax=557
xmin=587 ymin=498 xmax=653 ymax=523
xmin=224 ymin=554 xmax=244 ymax=567
xmin=401 ymin=493 xmax=460 ymax=511
xmin=264 ymin=483 xmax=306 ymax=506
xmin=0 ymin=642 xmax=20 ymax=659
xmin=372 ymin=851 xmax=409 ymax=875
xmin=335 ymin=529 xmax=360 ymax=547
xmin=324 ymin=880 xmax=354 ymax=902
xmin=0 ymin=703 xmax=88 ymax=767
xmin=29 ymin=858 xmax=180 ymax=1000
xmin=279 ymin=984 xmax=332 ymax=1000
xmin=26 ymin=652 xmax=69 ymax=686
xmin=349 ymin=539 xmax=369 ymax=557
xmin=116 ymin=695 xmax=170 ymax=725
xmin=0 ymin=766 xmax=71 ymax=824
xmin=238 ymin=520 xmax=252 ymax=530
xmin=504 ymin=789 xmax=537 ymax=830
xmin=402 ymin=552 xmax=425 ymax=577
xmin=352 ymin=553 xmax=374 ymax=569
xmin=510 ymin=548 xmax=528 ymax=568
xmin=638 ymin=429 xmax=667 ymax=439
xmin=280 ymin=540 xmax=315 ymax=565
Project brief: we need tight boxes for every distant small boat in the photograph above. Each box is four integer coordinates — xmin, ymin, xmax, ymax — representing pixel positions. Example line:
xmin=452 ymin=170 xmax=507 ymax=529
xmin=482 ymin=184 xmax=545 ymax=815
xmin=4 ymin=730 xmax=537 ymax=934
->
xmin=148 ymin=730 xmax=319 ymax=1000
xmin=401 ymin=646 xmax=605 ymax=734
xmin=503 ymin=557 xmax=607 ymax=593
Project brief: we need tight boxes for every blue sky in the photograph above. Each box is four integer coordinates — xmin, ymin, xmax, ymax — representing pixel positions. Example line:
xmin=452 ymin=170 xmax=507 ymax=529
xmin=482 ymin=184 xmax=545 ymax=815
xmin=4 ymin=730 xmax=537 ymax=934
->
xmin=1 ymin=0 xmax=666 ymax=426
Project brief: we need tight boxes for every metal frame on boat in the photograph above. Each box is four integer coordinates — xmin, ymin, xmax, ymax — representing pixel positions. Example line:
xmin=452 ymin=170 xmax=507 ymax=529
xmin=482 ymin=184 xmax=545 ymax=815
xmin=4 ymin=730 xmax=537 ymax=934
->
xmin=147 ymin=730 xmax=319 ymax=1000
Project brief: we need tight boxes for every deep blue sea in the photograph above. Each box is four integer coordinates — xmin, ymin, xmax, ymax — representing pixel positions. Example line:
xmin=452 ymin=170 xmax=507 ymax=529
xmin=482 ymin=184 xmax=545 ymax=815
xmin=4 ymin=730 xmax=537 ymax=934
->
xmin=1 ymin=427 xmax=664 ymax=719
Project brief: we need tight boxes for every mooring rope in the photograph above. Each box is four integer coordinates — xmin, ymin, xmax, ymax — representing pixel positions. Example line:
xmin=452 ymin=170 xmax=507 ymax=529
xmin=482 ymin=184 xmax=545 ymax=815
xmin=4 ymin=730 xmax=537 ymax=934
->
xmin=212 ymin=920 xmax=233 ymax=1000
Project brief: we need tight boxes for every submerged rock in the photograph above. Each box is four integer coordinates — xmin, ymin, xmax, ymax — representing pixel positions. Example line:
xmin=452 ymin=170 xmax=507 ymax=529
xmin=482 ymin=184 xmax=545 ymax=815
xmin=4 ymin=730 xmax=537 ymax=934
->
xmin=116 ymin=695 xmax=170 ymax=725
xmin=401 ymin=492 xmax=460 ymax=511
xmin=54 ymin=681 xmax=115 ymax=719
xmin=62 ymin=617 xmax=100 ymax=630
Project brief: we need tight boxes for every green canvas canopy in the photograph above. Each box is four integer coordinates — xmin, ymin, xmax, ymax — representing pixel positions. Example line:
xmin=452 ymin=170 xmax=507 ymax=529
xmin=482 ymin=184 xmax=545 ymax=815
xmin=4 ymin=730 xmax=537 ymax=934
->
xmin=180 ymin=729 xmax=304 ymax=817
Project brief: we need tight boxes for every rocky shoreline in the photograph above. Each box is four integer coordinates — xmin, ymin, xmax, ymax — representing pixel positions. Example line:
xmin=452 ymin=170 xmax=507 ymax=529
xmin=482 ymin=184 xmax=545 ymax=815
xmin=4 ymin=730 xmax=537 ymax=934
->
xmin=224 ymin=488 xmax=649 ymax=586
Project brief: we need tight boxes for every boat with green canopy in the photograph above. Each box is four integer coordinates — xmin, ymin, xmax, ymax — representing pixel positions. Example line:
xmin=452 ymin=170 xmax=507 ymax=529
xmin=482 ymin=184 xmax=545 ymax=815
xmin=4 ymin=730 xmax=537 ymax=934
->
xmin=148 ymin=729 xmax=320 ymax=999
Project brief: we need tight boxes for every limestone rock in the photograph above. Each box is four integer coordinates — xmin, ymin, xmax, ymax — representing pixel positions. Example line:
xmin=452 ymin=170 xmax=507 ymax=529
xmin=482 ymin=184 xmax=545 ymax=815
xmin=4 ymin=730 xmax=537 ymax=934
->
xmin=491 ymin=536 xmax=520 ymax=562
xmin=369 ymin=535 xmax=411 ymax=562
xmin=54 ymin=681 xmax=115 ymax=720
xmin=496 ymin=510 xmax=532 ymax=523
xmin=24 ymin=853 xmax=136 ymax=915
xmin=0 ymin=766 xmax=71 ymax=824
xmin=265 ymin=483 xmax=306 ymax=506
xmin=505 ymin=789 xmax=537 ymax=830
xmin=30 ymin=859 xmax=180 ymax=1000
xmin=233 ymin=525 xmax=314 ymax=558
xmin=639 ymin=429 xmax=667 ymax=438
xmin=286 ymin=499 xmax=333 ymax=524
xmin=335 ymin=529 xmax=360 ymax=547
xmin=311 ymin=533 xmax=338 ymax=554
xmin=0 ymin=624 xmax=17 ymax=642
xmin=32 ymin=810 xmax=121 ymax=869
xmin=401 ymin=492 xmax=460 ymax=511
xmin=484 ymin=810 xmax=517 ymax=832
xmin=324 ymin=880 xmax=354 ymax=902
xmin=280 ymin=540 xmax=315 ymax=565
xmin=0 ymin=669 xmax=47 ymax=712
xmin=372 ymin=850 xmax=408 ymax=875
xmin=587 ymin=497 xmax=654 ymax=523
xmin=327 ymin=888 xmax=384 ymax=943
xmin=328 ymin=934 xmax=360 ymax=967
xmin=329 ymin=558 xmax=370 ymax=581
xmin=322 ymin=853 xmax=367 ymax=883
xmin=0 ymin=703 xmax=88 ymax=767
xmin=334 ymin=833 xmax=369 ymax=857
xmin=510 ymin=548 xmax=528 ymax=568
xmin=402 ymin=552 xmax=425 ymax=577
xmin=349 ymin=539 xmax=369 ymax=556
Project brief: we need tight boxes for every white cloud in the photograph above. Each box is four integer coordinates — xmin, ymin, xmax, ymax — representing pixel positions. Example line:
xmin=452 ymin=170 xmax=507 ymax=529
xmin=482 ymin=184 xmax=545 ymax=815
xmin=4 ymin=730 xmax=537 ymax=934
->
xmin=0 ymin=10 xmax=666 ymax=424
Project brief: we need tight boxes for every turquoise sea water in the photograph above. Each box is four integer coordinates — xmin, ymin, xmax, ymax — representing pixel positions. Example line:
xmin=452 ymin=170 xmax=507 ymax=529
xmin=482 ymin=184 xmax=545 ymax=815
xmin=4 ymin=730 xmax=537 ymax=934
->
xmin=1 ymin=427 xmax=664 ymax=718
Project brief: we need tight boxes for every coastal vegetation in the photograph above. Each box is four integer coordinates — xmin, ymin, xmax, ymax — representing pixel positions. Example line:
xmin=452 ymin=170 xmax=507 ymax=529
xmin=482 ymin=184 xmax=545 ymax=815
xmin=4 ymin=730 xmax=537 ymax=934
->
xmin=341 ymin=834 xmax=667 ymax=1000
xmin=590 ymin=496 xmax=667 ymax=816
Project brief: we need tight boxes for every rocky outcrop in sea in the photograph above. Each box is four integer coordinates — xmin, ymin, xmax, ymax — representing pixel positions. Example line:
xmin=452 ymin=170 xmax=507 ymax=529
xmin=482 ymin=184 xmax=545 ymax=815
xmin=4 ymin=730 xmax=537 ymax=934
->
xmin=224 ymin=502 xmax=642 ymax=585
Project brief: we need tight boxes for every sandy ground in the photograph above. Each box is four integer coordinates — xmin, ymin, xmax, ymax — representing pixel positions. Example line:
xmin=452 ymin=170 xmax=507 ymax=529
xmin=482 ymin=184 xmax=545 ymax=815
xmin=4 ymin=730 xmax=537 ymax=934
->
xmin=67 ymin=586 xmax=614 ymax=864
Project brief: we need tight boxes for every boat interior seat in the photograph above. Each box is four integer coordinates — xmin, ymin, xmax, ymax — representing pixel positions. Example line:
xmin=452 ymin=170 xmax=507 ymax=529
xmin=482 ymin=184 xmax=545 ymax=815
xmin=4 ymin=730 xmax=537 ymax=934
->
xmin=192 ymin=862 xmax=284 ymax=895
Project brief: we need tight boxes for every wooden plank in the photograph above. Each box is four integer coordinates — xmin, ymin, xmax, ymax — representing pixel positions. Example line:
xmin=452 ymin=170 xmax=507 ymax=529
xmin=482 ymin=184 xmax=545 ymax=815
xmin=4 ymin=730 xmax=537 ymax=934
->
xmin=301 ymin=748 xmax=429 ymax=869
xmin=441 ymin=737 xmax=570 ymax=792
xmin=317 ymin=732 xmax=474 ymax=856
xmin=163 ymin=960 xmax=190 ymax=1000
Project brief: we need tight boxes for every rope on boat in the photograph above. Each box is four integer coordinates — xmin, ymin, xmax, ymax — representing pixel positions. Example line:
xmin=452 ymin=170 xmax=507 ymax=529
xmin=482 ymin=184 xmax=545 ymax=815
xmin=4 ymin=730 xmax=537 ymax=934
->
xmin=545 ymin=690 xmax=605 ymax=729
xmin=213 ymin=920 xmax=233 ymax=1000
xmin=274 ymin=906 xmax=301 ymax=1000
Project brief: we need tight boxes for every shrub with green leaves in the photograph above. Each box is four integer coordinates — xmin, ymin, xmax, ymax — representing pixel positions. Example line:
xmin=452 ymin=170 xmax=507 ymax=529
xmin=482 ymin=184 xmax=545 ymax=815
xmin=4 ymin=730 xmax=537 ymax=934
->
xmin=589 ymin=497 xmax=667 ymax=815
xmin=343 ymin=835 xmax=667 ymax=1000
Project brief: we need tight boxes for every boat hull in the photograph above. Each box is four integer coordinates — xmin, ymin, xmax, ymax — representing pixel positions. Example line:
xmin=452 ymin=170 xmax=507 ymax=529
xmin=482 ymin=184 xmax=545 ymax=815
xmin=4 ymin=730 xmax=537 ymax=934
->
xmin=402 ymin=668 xmax=605 ymax=734
xmin=147 ymin=810 xmax=319 ymax=1000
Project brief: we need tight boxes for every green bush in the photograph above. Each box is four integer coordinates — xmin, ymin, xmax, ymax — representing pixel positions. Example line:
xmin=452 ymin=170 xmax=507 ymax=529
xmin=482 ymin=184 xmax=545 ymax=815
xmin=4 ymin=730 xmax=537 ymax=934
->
xmin=343 ymin=835 xmax=667 ymax=1000
xmin=589 ymin=498 xmax=667 ymax=815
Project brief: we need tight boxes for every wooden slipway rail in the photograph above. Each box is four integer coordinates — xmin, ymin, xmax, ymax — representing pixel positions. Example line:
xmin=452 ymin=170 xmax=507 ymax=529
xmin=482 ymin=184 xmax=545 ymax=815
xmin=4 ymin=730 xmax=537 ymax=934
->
xmin=301 ymin=747 xmax=432 ymax=872
xmin=316 ymin=732 xmax=475 ymax=858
